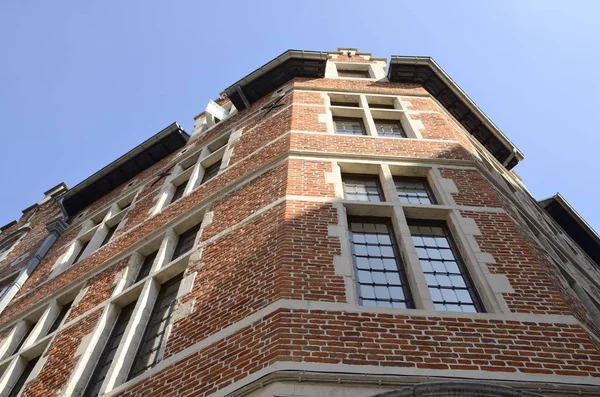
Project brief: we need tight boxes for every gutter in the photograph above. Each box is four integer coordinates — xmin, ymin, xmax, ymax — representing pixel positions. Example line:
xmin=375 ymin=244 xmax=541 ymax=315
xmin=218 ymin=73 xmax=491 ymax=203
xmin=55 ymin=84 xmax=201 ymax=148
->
xmin=389 ymin=56 xmax=525 ymax=163
xmin=61 ymin=122 xmax=188 ymax=204
xmin=220 ymin=49 xmax=328 ymax=102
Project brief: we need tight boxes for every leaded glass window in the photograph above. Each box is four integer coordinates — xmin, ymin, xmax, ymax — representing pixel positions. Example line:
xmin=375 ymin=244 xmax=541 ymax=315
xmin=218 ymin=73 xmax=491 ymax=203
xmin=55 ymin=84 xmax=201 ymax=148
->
xmin=172 ymin=224 xmax=201 ymax=261
xmin=135 ymin=251 xmax=158 ymax=284
xmin=409 ymin=222 xmax=483 ymax=313
xmin=395 ymin=178 xmax=436 ymax=205
xmin=349 ymin=217 xmax=413 ymax=308
xmin=374 ymin=119 xmax=406 ymax=138
xmin=343 ymin=175 xmax=384 ymax=202
xmin=201 ymin=160 xmax=221 ymax=184
xmin=333 ymin=117 xmax=366 ymax=136
xmin=83 ymin=302 xmax=136 ymax=397
xmin=128 ymin=275 xmax=182 ymax=380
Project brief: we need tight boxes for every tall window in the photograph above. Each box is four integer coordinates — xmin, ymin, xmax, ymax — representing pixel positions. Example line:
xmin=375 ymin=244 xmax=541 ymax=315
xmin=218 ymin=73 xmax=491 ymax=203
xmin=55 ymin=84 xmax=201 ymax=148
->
xmin=172 ymin=225 xmax=201 ymax=261
xmin=83 ymin=302 xmax=136 ymax=397
xmin=7 ymin=356 xmax=39 ymax=397
xmin=170 ymin=182 xmax=187 ymax=204
xmin=333 ymin=117 xmax=366 ymax=136
xmin=342 ymin=175 xmax=384 ymax=202
xmin=409 ymin=222 xmax=483 ymax=313
xmin=395 ymin=178 xmax=436 ymax=205
xmin=374 ymin=119 xmax=406 ymax=138
xmin=135 ymin=251 xmax=158 ymax=284
xmin=201 ymin=161 xmax=221 ymax=184
xmin=349 ymin=217 xmax=413 ymax=308
xmin=128 ymin=275 xmax=182 ymax=380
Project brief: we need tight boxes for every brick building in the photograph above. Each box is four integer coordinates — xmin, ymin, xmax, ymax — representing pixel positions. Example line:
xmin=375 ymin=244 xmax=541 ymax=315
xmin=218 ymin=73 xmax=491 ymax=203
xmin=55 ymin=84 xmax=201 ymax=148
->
xmin=1 ymin=47 xmax=600 ymax=396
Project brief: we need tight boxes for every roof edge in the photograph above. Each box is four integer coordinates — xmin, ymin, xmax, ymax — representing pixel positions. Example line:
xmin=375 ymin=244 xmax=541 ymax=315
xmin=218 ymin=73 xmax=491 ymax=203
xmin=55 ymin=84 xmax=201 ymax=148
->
xmin=539 ymin=193 xmax=600 ymax=246
xmin=62 ymin=122 xmax=189 ymax=204
xmin=388 ymin=56 xmax=524 ymax=166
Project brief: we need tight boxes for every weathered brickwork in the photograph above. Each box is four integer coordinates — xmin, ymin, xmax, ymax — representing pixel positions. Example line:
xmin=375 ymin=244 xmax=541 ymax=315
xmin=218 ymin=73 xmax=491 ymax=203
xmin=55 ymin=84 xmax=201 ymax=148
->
xmin=290 ymin=132 xmax=471 ymax=161
xmin=463 ymin=210 xmax=572 ymax=315
xmin=440 ymin=168 xmax=503 ymax=208
xmin=3 ymin=50 xmax=600 ymax=397
xmin=23 ymin=311 xmax=101 ymax=396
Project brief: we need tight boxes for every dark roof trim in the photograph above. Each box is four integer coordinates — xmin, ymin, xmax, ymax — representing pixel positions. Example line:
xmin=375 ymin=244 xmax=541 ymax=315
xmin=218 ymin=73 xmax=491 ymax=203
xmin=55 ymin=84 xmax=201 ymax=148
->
xmin=221 ymin=49 xmax=327 ymax=110
xmin=388 ymin=56 xmax=524 ymax=170
xmin=539 ymin=193 xmax=600 ymax=266
xmin=62 ymin=123 xmax=189 ymax=217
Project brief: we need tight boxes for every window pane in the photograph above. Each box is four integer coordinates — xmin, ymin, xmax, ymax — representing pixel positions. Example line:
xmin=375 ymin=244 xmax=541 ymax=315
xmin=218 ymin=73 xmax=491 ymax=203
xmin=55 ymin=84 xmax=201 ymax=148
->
xmin=333 ymin=117 xmax=366 ymax=136
xmin=170 ymin=182 xmax=187 ymax=204
xmin=409 ymin=222 xmax=483 ymax=313
xmin=349 ymin=217 xmax=413 ymax=309
xmin=135 ymin=251 xmax=158 ymax=283
xmin=201 ymin=160 xmax=221 ymax=184
xmin=83 ymin=302 xmax=136 ymax=397
xmin=128 ymin=275 xmax=182 ymax=380
xmin=342 ymin=175 xmax=384 ymax=202
xmin=395 ymin=178 xmax=436 ymax=205
xmin=72 ymin=240 xmax=90 ymax=264
xmin=172 ymin=224 xmax=201 ymax=261
xmin=374 ymin=119 xmax=406 ymax=138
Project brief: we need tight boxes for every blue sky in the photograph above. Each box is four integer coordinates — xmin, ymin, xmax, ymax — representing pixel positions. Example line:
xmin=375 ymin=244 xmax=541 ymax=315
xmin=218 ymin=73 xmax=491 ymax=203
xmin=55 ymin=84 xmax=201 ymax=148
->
xmin=1 ymin=1 xmax=599 ymax=232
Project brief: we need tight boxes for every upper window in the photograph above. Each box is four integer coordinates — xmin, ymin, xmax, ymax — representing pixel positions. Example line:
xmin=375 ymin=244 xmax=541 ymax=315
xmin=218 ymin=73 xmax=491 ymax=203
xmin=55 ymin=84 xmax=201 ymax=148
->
xmin=374 ymin=119 xmax=406 ymax=138
xmin=201 ymin=160 xmax=221 ymax=184
xmin=343 ymin=175 xmax=384 ymax=202
xmin=409 ymin=222 xmax=483 ymax=313
xmin=395 ymin=178 xmax=436 ymax=205
xmin=337 ymin=67 xmax=371 ymax=79
xmin=333 ymin=117 xmax=366 ymax=136
xmin=349 ymin=217 xmax=413 ymax=309
xmin=170 ymin=182 xmax=187 ymax=204
xmin=72 ymin=239 xmax=91 ymax=264
xmin=172 ymin=224 xmax=201 ymax=261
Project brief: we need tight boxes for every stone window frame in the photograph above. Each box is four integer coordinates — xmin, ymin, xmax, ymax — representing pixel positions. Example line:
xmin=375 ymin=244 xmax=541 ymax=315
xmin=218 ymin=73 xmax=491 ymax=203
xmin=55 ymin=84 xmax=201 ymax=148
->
xmin=63 ymin=212 xmax=204 ymax=396
xmin=50 ymin=191 xmax=138 ymax=278
xmin=326 ymin=92 xmax=421 ymax=139
xmin=333 ymin=161 xmax=505 ymax=314
xmin=333 ymin=63 xmax=375 ymax=80
xmin=0 ymin=288 xmax=81 ymax=393
xmin=153 ymin=130 xmax=234 ymax=216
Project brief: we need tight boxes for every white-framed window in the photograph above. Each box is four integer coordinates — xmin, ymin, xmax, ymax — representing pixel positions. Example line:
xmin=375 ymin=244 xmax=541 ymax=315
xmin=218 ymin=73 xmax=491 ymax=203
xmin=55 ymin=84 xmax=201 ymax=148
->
xmin=327 ymin=93 xmax=419 ymax=139
xmin=52 ymin=193 xmax=138 ymax=276
xmin=335 ymin=63 xmax=373 ymax=79
xmin=337 ymin=162 xmax=492 ymax=314
xmin=154 ymin=132 xmax=231 ymax=215
xmin=0 ymin=289 xmax=79 ymax=394
xmin=70 ymin=219 xmax=202 ymax=396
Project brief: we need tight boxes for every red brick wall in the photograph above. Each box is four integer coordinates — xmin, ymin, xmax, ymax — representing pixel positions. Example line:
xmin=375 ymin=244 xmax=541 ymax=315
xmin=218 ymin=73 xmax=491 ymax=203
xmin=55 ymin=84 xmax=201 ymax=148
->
xmin=23 ymin=311 xmax=101 ymax=397
xmin=440 ymin=168 xmax=503 ymax=208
